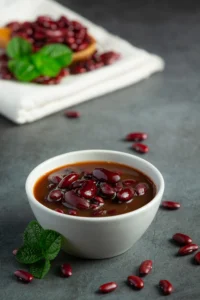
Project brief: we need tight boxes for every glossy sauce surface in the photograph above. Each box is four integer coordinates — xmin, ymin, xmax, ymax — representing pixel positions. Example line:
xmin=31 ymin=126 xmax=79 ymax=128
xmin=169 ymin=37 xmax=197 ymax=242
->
xmin=34 ymin=161 xmax=156 ymax=217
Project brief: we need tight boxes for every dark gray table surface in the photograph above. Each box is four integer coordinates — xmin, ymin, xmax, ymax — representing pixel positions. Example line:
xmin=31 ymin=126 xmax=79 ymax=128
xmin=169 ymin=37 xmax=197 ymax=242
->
xmin=0 ymin=0 xmax=200 ymax=299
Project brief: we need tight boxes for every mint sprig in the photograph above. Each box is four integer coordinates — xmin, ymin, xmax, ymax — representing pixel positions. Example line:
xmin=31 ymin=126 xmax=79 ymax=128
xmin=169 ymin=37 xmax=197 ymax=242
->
xmin=7 ymin=37 xmax=32 ymax=59
xmin=16 ymin=245 xmax=43 ymax=264
xmin=16 ymin=220 xmax=62 ymax=279
xmin=8 ymin=58 xmax=40 ymax=82
xmin=40 ymin=230 xmax=62 ymax=260
xmin=30 ymin=259 xmax=51 ymax=279
xmin=23 ymin=220 xmax=43 ymax=248
xmin=6 ymin=37 xmax=73 ymax=82
xmin=39 ymin=44 xmax=73 ymax=67
xmin=31 ymin=53 xmax=61 ymax=77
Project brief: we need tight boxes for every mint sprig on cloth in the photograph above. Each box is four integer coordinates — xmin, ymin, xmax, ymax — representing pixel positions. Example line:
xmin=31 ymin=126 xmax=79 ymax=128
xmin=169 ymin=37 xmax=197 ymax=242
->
xmin=7 ymin=37 xmax=73 ymax=82
xmin=16 ymin=221 xmax=62 ymax=279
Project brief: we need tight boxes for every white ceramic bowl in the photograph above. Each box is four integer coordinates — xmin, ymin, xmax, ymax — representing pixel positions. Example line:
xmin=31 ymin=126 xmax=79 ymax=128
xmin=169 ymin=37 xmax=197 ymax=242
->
xmin=26 ymin=150 xmax=164 ymax=259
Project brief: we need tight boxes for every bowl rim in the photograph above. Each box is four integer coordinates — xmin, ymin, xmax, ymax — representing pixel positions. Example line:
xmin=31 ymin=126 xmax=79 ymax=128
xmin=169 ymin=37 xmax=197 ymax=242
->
xmin=25 ymin=149 xmax=165 ymax=222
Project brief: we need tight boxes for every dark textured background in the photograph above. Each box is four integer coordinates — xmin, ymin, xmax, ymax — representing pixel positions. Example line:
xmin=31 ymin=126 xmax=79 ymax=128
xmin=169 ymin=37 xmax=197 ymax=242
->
xmin=0 ymin=0 xmax=200 ymax=299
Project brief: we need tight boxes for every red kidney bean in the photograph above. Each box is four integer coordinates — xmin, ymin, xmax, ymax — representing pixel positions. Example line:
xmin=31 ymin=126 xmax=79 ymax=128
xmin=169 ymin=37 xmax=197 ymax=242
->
xmin=65 ymin=30 xmax=74 ymax=38
xmin=0 ymin=54 xmax=8 ymax=62
xmin=172 ymin=233 xmax=192 ymax=245
xmin=122 ymin=179 xmax=137 ymax=187
xmin=159 ymin=280 xmax=174 ymax=295
xmin=100 ymin=182 xmax=116 ymax=198
xmin=34 ymin=76 xmax=51 ymax=84
xmin=48 ymin=174 xmax=63 ymax=184
xmin=77 ymin=180 xmax=97 ymax=199
xmin=45 ymin=29 xmax=64 ymax=38
xmin=132 ymin=143 xmax=149 ymax=154
xmin=70 ymin=65 xmax=87 ymax=74
xmin=84 ymin=59 xmax=96 ymax=71
xmin=68 ymin=209 xmax=78 ymax=216
xmin=57 ymin=19 xmax=66 ymax=28
xmin=75 ymin=38 xmax=83 ymax=45
xmin=55 ymin=208 xmax=64 ymax=214
xmin=41 ymin=78 xmax=58 ymax=85
xmin=48 ymin=183 xmax=57 ymax=190
xmin=92 ymin=168 xmax=120 ymax=184
xmin=99 ymin=282 xmax=118 ymax=293
xmin=12 ymin=249 xmax=18 ymax=255
xmin=1 ymin=66 xmax=13 ymax=78
xmin=92 ymin=210 xmax=107 ymax=217
xmin=12 ymin=32 xmax=29 ymax=40
xmin=65 ymin=111 xmax=81 ymax=118
xmin=61 ymin=264 xmax=72 ymax=277
xmin=135 ymin=183 xmax=148 ymax=196
xmin=90 ymin=204 xmax=99 ymax=210
xmin=75 ymin=28 xmax=86 ymax=39
xmin=117 ymin=188 xmax=134 ymax=202
xmin=48 ymin=190 xmax=63 ymax=202
xmin=71 ymin=21 xmax=83 ymax=30
xmin=63 ymin=190 xmax=90 ymax=210
xmin=14 ymin=270 xmax=33 ymax=283
xmin=77 ymin=43 xmax=89 ymax=51
xmin=32 ymin=22 xmax=45 ymax=32
xmin=37 ymin=16 xmax=52 ymax=23
xmin=47 ymin=37 xmax=64 ymax=43
xmin=66 ymin=37 xmax=75 ymax=45
xmin=95 ymin=61 xmax=104 ymax=69
xmin=139 ymin=260 xmax=153 ymax=276
xmin=127 ymin=275 xmax=144 ymax=289
xmin=22 ymin=24 xmax=33 ymax=36
xmin=194 ymin=252 xmax=200 ymax=264
xmin=22 ymin=21 xmax=32 ymax=27
xmin=162 ymin=201 xmax=181 ymax=210
xmin=6 ymin=21 xmax=21 ymax=31
xmin=82 ymin=171 xmax=93 ymax=179
xmin=100 ymin=51 xmax=121 ymax=65
xmin=1 ymin=72 xmax=13 ymax=80
xmin=57 ymin=16 xmax=70 ymax=28
xmin=59 ymin=69 xmax=69 ymax=77
xmin=70 ymin=43 xmax=78 ymax=51
xmin=72 ymin=180 xmax=85 ymax=189
xmin=45 ymin=21 xmax=58 ymax=30
xmin=126 ymin=132 xmax=148 ymax=141
xmin=53 ymin=76 xmax=62 ymax=84
xmin=34 ymin=32 xmax=46 ymax=40
xmin=114 ymin=181 xmax=123 ymax=192
xmin=90 ymin=196 xmax=104 ymax=210
xmin=91 ymin=196 xmax=104 ymax=206
xmin=178 ymin=244 xmax=198 ymax=256
xmin=58 ymin=173 xmax=79 ymax=189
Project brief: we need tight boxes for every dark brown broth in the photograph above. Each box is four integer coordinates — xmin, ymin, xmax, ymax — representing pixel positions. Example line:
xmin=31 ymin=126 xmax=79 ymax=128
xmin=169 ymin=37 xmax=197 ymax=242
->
xmin=34 ymin=161 xmax=156 ymax=217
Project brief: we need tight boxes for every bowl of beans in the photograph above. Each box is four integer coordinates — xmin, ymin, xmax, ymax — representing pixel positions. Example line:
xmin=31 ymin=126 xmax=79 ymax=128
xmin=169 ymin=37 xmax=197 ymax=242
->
xmin=25 ymin=149 xmax=164 ymax=259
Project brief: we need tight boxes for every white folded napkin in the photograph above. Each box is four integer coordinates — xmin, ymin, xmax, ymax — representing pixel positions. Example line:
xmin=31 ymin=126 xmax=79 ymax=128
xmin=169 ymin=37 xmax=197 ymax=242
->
xmin=0 ymin=0 xmax=164 ymax=124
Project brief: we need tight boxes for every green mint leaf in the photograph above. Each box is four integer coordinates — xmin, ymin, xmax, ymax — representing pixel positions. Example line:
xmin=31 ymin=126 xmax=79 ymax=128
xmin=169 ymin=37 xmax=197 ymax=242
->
xmin=38 ymin=44 xmax=73 ymax=68
xmin=8 ymin=58 xmax=40 ymax=82
xmin=30 ymin=259 xmax=51 ymax=279
xmin=7 ymin=37 xmax=32 ymax=59
xmin=16 ymin=246 xmax=43 ymax=264
xmin=8 ymin=60 xmax=17 ymax=73
xmin=23 ymin=220 xmax=43 ymax=248
xmin=40 ymin=230 xmax=62 ymax=261
xmin=31 ymin=53 xmax=61 ymax=77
